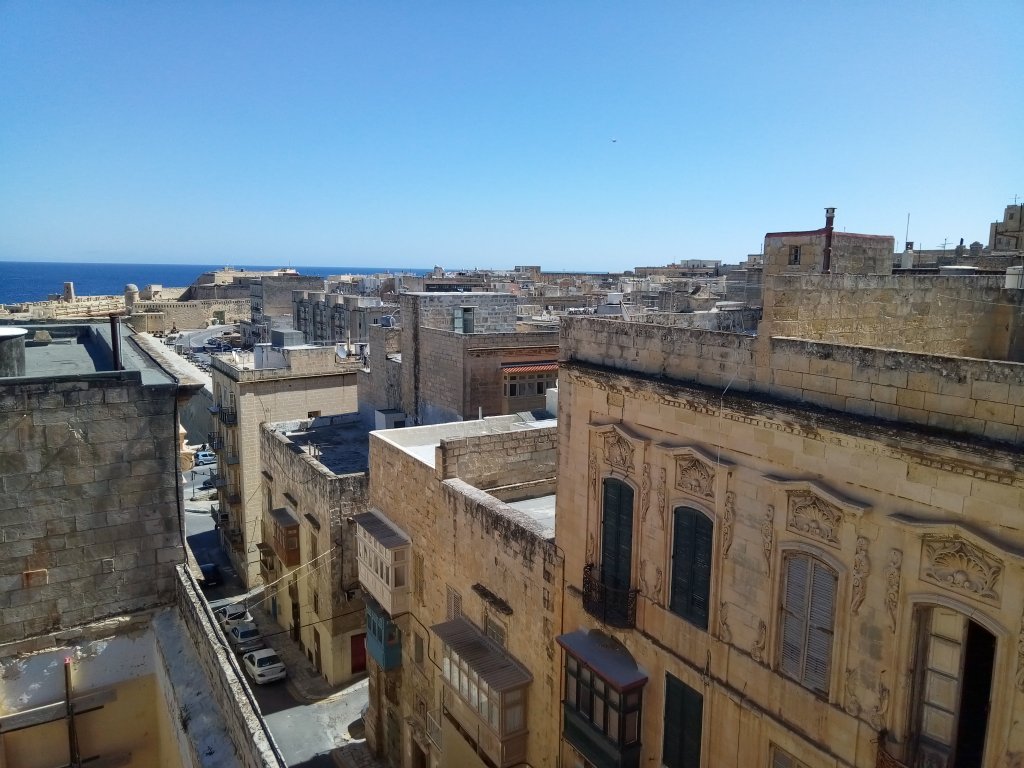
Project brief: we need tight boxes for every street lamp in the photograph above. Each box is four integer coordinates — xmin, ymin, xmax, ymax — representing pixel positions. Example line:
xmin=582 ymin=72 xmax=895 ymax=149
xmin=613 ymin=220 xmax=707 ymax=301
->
xmin=191 ymin=470 xmax=196 ymax=501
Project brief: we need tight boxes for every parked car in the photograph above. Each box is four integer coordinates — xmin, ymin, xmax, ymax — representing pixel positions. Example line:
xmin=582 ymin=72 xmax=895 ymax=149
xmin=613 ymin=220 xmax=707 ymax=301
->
xmin=200 ymin=476 xmax=215 ymax=490
xmin=214 ymin=603 xmax=252 ymax=632
xmin=243 ymin=649 xmax=287 ymax=684
xmin=195 ymin=451 xmax=216 ymax=466
xmin=198 ymin=563 xmax=221 ymax=588
xmin=227 ymin=622 xmax=265 ymax=654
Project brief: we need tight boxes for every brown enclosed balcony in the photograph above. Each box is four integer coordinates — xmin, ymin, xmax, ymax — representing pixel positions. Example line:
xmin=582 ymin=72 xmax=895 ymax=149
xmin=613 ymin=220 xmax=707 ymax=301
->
xmin=264 ymin=508 xmax=300 ymax=567
xmin=582 ymin=563 xmax=638 ymax=629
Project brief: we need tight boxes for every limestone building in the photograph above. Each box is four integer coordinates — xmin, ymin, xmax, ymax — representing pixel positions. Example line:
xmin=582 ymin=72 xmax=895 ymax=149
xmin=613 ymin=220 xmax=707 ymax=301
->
xmin=551 ymin=214 xmax=1024 ymax=768
xmin=208 ymin=334 xmax=361 ymax=585
xmin=358 ymin=292 xmax=559 ymax=428
xmin=0 ymin=321 xmax=284 ymax=767
xmin=291 ymin=290 xmax=394 ymax=350
xmin=242 ymin=271 xmax=326 ymax=347
xmin=356 ymin=416 xmax=563 ymax=768
xmin=258 ymin=414 xmax=370 ymax=685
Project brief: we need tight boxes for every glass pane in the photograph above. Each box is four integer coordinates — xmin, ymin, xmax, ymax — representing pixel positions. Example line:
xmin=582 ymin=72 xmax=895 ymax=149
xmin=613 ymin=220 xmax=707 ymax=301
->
xmin=929 ymin=637 xmax=962 ymax=676
xmin=624 ymin=711 xmax=638 ymax=743
xmin=924 ymin=670 xmax=958 ymax=710
xmin=922 ymin=703 xmax=955 ymax=743
xmin=607 ymin=707 xmax=619 ymax=739
xmin=931 ymin=608 xmax=964 ymax=641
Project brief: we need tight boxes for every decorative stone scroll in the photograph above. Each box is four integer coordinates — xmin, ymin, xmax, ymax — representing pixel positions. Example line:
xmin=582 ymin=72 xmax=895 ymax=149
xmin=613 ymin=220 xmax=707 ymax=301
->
xmin=719 ymin=601 xmax=732 ymax=644
xmin=761 ymin=506 xmax=775 ymax=575
xmin=884 ymin=549 xmax=902 ymax=632
xmin=588 ymin=451 xmax=598 ymax=501
xmin=751 ymin=620 xmax=767 ymax=665
xmin=640 ymin=463 xmax=651 ymax=523
xmin=652 ymin=567 xmax=664 ymax=605
xmin=656 ymin=468 xmax=667 ymax=529
xmin=851 ymin=537 xmax=870 ymax=614
xmin=721 ymin=491 xmax=736 ymax=559
xmin=1016 ymin=610 xmax=1024 ymax=692
xmin=921 ymin=535 xmax=1002 ymax=604
xmin=787 ymin=490 xmax=843 ymax=547
xmin=674 ymin=455 xmax=715 ymax=500
xmin=603 ymin=433 xmax=634 ymax=474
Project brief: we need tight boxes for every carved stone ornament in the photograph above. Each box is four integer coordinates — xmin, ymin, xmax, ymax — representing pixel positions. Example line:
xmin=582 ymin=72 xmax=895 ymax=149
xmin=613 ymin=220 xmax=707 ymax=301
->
xmin=603 ymin=433 xmax=634 ymax=474
xmin=588 ymin=451 xmax=598 ymax=501
xmin=719 ymin=601 xmax=732 ymax=644
xmin=640 ymin=463 xmax=651 ymax=523
xmin=751 ymin=619 xmax=767 ymax=665
xmin=921 ymin=535 xmax=1002 ymax=603
xmin=870 ymin=678 xmax=890 ymax=731
xmin=844 ymin=668 xmax=862 ymax=717
xmin=851 ymin=536 xmax=870 ymax=615
xmin=787 ymin=491 xmax=843 ymax=547
xmin=586 ymin=531 xmax=596 ymax=565
xmin=721 ymin=491 xmax=736 ymax=559
xmin=674 ymin=456 xmax=715 ymax=500
xmin=884 ymin=549 xmax=903 ymax=632
xmin=652 ymin=567 xmax=664 ymax=605
xmin=656 ymin=468 xmax=667 ymax=529
xmin=1016 ymin=610 xmax=1024 ymax=692
xmin=761 ymin=506 xmax=775 ymax=575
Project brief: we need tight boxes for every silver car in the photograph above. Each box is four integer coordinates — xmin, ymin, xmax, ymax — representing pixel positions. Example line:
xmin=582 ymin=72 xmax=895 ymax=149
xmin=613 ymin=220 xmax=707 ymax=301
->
xmin=227 ymin=622 xmax=265 ymax=654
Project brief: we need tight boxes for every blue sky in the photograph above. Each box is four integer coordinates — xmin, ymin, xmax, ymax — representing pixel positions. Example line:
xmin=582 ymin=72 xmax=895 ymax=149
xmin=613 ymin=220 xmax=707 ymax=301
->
xmin=1 ymin=2 xmax=1020 ymax=271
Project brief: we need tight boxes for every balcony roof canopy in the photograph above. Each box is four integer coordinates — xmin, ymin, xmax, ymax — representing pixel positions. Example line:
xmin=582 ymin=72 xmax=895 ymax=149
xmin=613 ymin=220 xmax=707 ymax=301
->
xmin=433 ymin=617 xmax=532 ymax=693
xmin=354 ymin=511 xmax=410 ymax=549
xmin=557 ymin=629 xmax=648 ymax=691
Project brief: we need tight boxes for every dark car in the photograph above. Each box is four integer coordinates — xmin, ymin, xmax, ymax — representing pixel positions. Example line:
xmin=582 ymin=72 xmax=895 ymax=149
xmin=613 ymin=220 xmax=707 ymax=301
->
xmin=200 ymin=477 xmax=216 ymax=490
xmin=199 ymin=563 xmax=221 ymax=588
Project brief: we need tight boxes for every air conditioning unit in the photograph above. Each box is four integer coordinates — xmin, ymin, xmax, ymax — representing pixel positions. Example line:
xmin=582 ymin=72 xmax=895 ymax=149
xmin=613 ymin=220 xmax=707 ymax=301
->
xmin=374 ymin=409 xmax=407 ymax=430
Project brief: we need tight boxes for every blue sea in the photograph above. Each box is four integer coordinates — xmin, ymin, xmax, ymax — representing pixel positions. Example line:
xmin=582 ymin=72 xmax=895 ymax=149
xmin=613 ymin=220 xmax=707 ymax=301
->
xmin=0 ymin=260 xmax=428 ymax=305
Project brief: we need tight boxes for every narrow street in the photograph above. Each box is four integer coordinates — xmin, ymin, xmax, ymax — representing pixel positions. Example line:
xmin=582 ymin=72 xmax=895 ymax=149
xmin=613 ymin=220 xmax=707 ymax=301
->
xmin=183 ymin=490 xmax=380 ymax=768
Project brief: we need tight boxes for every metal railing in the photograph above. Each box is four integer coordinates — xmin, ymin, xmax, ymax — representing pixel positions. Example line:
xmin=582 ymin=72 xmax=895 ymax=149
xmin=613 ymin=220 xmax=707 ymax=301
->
xmin=426 ymin=710 xmax=443 ymax=750
xmin=219 ymin=408 xmax=238 ymax=426
xmin=582 ymin=563 xmax=639 ymax=629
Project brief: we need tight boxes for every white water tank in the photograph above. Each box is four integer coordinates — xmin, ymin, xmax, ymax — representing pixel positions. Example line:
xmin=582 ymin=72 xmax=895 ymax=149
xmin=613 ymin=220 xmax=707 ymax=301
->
xmin=1006 ymin=266 xmax=1024 ymax=290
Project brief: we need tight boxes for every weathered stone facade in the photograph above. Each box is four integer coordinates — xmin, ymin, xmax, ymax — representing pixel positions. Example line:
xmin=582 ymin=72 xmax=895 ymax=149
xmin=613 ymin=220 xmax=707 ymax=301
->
xmin=209 ymin=346 xmax=360 ymax=585
xmin=555 ymin=314 xmax=1024 ymax=768
xmin=259 ymin=417 xmax=369 ymax=686
xmin=0 ymin=326 xmax=201 ymax=644
xmin=361 ymin=418 xmax=563 ymax=768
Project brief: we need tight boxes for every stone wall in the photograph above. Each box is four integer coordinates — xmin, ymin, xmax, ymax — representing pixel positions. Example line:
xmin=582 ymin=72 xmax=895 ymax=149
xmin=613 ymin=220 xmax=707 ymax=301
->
xmin=560 ymin=316 xmax=1024 ymax=445
xmin=367 ymin=428 xmax=564 ymax=767
xmin=130 ymin=300 xmax=250 ymax=332
xmin=357 ymin=324 xmax=402 ymax=426
xmin=260 ymin=424 xmax=367 ymax=685
xmin=411 ymin=327 xmax=558 ymax=424
xmin=437 ymin=426 xmax=557 ymax=491
xmin=173 ymin=568 xmax=285 ymax=767
xmin=648 ymin=307 xmax=760 ymax=333
xmin=763 ymin=273 xmax=1024 ymax=359
xmin=399 ymin=292 xmax=517 ymax=334
xmin=0 ymin=372 xmax=184 ymax=643
xmin=555 ymin=354 xmax=1024 ymax=768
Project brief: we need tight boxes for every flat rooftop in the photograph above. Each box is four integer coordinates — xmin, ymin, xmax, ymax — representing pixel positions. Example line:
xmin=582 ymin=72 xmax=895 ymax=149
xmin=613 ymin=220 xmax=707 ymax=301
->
xmin=270 ymin=415 xmax=370 ymax=475
xmin=1 ymin=322 xmax=175 ymax=386
xmin=377 ymin=413 xmax=556 ymax=469
xmin=506 ymin=493 xmax=556 ymax=539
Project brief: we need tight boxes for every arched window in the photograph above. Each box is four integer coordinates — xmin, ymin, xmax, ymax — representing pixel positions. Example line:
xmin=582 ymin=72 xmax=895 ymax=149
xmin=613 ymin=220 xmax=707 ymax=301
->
xmin=778 ymin=552 xmax=837 ymax=696
xmin=669 ymin=507 xmax=713 ymax=630
xmin=600 ymin=479 xmax=634 ymax=594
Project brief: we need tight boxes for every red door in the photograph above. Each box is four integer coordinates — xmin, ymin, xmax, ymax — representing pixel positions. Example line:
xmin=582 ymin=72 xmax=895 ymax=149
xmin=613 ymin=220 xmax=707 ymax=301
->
xmin=351 ymin=632 xmax=367 ymax=674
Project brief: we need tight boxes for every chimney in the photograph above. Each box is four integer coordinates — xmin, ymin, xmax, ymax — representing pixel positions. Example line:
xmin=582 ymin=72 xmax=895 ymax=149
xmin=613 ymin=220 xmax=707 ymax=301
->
xmin=822 ymin=207 xmax=836 ymax=273
xmin=109 ymin=314 xmax=123 ymax=371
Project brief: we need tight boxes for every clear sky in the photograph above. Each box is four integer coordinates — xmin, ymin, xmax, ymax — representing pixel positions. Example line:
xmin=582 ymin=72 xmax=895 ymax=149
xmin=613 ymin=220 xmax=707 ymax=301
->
xmin=1 ymin=2 xmax=1020 ymax=271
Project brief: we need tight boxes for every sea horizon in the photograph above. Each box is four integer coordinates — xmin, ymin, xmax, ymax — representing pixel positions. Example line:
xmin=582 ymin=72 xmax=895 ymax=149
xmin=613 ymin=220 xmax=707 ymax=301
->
xmin=0 ymin=259 xmax=431 ymax=305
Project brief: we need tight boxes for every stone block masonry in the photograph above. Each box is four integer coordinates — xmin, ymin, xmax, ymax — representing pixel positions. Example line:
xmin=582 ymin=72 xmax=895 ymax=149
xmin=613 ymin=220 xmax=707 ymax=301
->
xmin=0 ymin=373 xmax=185 ymax=644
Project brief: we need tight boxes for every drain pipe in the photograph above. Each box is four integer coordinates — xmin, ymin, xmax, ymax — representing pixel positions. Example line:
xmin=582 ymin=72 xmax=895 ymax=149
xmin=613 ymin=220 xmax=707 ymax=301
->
xmin=109 ymin=314 xmax=123 ymax=371
xmin=822 ymin=207 xmax=836 ymax=273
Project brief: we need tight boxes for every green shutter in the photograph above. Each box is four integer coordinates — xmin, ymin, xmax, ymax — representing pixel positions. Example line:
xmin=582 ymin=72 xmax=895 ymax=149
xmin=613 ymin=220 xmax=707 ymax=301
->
xmin=663 ymin=674 xmax=703 ymax=767
xmin=601 ymin=479 xmax=634 ymax=591
xmin=669 ymin=508 xmax=712 ymax=630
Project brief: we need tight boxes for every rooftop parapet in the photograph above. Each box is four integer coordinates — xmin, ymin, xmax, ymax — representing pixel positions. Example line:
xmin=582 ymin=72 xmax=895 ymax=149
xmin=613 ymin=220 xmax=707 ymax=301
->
xmin=560 ymin=316 xmax=1024 ymax=446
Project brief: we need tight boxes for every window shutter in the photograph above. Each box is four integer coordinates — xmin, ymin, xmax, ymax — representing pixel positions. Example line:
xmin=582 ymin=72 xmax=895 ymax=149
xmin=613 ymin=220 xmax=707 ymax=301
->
xmin=601 ymin=479 xmax=634 ymax=590
xmin=804 ymin=561 xmax=837 ymax=694
xmin=670 ymin=509 xmax=696 ymax=617
xmin=780 ymin=555 xmax=810 ymax=680
xmin=691 ymin=513 xmax=713 ymax=628
xmin=663 ymin=673 xmax=703 ymax=768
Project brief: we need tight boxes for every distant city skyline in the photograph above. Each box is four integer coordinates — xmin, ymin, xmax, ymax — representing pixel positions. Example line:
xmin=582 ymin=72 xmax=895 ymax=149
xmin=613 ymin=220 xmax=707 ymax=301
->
xmin=1 ymin=2 xmax=1020 ymax=272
